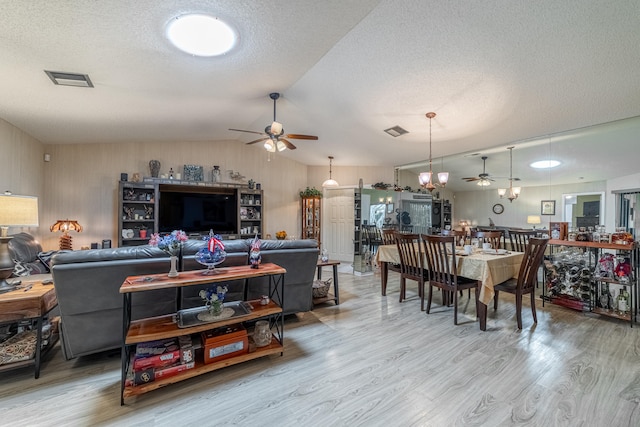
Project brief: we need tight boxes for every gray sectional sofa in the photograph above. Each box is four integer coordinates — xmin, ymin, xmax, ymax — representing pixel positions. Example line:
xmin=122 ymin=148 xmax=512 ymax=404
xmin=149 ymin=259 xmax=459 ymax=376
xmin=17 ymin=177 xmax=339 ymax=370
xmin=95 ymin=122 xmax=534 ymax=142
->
xmin=50 ymin=238 xmax=318 ymax=360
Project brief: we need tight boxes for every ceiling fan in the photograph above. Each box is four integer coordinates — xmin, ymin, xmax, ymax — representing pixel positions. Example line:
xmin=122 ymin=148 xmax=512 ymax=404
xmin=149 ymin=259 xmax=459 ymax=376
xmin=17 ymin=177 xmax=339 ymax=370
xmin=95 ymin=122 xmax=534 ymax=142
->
xmin=462 ymin=155 xmax=520 ymax=186
xmin=462 ymin=156 xmax=494 ymax=186
xmin=229 ymin=93 xmax=318 ymax=152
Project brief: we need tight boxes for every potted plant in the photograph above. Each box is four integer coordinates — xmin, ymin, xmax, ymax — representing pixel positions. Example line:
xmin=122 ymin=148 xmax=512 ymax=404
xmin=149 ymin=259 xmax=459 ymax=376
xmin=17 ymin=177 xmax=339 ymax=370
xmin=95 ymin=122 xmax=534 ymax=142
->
xmin=299 ymin=187 xmax=322 ymax=198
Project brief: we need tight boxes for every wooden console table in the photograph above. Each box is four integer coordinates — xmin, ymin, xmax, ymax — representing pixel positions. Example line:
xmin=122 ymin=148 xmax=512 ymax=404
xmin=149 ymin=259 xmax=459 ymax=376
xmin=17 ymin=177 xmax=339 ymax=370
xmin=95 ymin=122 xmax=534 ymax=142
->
xmin=0 ymin=281 xmax=58 ymax=378
xmin=119 ymin=263 xmax=286 ymax=404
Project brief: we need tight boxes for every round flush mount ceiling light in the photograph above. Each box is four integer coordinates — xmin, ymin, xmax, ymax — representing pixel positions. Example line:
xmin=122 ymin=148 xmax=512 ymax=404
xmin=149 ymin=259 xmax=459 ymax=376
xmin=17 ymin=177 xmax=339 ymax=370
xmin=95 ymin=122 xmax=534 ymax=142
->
xmin=166 ymin=14 xmax=236 ymax=56
xmin=530 ymin=159 xmax=561 ymax=169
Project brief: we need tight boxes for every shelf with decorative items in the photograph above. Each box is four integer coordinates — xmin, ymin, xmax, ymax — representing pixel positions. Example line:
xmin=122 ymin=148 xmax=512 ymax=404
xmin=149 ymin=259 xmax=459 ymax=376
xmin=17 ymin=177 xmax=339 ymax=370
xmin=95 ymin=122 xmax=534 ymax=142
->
xmin=301 ymin=193 xmax=321 ymax=245
xmin=239 ymin=188 xmax=263 ymax=238
xmin=118 ymin=263 xmax=286 ymax=404
xmin=119 ymin=181 xmax=158 ymax=247
xmin=543 ymin=239 xmax=638 ymax=326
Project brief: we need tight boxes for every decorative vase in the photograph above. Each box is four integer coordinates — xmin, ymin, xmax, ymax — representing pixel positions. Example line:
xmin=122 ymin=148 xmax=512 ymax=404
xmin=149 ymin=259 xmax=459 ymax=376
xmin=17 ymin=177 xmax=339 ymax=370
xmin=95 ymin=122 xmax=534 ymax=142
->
xmin=208 ymin=300 xmax=223 ymax=317
xmin=149 ymin=160 xmax=161 ymax=178
xmin=168 ymin=255 xmax=179 ymax=277
xmin=253 ymin=320 xmax=271 ymax=347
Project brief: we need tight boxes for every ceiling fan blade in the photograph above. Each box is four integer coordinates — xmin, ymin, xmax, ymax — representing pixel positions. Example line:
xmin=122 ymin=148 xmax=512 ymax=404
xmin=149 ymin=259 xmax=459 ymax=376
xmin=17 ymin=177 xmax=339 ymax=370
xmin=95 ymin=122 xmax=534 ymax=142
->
xmin=246 ymin=137 xmax=268 ymax=145
xmin=462 ymin=177 xmax=480 ymax=181
xmin=280 ymin=138 xmax=297 ymax=150
xmin=285 ymin=134 xmax=318 ymax=140
xmin=229 ymin=128 xmax=265 ymax=136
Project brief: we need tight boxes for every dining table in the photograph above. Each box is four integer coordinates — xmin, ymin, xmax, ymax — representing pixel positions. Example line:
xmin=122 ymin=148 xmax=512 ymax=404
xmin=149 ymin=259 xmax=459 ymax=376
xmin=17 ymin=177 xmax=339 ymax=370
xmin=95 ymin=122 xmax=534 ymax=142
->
xmin=376 ymin=244 xmax=524 ymax=330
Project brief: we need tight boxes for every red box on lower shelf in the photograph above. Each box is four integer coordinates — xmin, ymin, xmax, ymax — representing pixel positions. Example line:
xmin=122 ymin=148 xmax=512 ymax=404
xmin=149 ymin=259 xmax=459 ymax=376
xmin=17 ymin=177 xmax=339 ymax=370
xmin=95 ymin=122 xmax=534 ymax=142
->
xmin=202 ymin=324 xmax=248 ymax=364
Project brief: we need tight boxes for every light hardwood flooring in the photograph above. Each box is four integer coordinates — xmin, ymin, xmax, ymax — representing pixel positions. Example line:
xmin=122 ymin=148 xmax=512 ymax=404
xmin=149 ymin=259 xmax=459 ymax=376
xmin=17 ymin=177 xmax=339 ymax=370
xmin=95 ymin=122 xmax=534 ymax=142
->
xmin=2 ymin=268 xmax=640 ymax=426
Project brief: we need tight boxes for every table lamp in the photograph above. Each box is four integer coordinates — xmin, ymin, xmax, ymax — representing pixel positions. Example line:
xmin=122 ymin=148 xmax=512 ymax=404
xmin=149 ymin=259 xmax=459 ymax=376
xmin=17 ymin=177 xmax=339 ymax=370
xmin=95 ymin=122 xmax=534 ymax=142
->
xmin=0 ymin=192 xmax=39 ymax=293
xmin=50 ymin=219 xmax=83 ymax=250
xmin=527 ymin=215 xmax=542 ymax=230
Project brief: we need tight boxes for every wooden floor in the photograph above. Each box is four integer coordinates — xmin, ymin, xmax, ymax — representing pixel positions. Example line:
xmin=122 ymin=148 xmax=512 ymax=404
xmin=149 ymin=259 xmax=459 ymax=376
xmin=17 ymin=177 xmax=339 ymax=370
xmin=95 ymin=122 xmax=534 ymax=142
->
xmin=2 ymin=268 xmax=640 ymax=426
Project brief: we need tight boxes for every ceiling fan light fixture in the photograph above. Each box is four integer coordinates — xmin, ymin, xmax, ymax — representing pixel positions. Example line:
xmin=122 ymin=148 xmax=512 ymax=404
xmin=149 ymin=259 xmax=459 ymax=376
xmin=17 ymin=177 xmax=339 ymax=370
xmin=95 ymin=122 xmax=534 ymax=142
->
xmin=270 ymin=121 xmax=283 ymax=135
xmin=166 ymin=14 xmax=236 ymax=56
xmin=264 ymin=139 xmax=275 ymax=151
xmin=276 ymin=140 xmax=287 ymax=152
xmin=477 ymin=179 xmax=491 ymax=187
xmin=322 ymin=156 xmax=339 ymax=188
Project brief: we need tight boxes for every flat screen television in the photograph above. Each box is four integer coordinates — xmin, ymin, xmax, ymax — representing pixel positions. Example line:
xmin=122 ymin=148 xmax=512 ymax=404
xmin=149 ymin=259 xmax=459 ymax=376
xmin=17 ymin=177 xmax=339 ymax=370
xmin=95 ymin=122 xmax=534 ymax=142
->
xmin=158 ymin=186 xmax=238 ymax=235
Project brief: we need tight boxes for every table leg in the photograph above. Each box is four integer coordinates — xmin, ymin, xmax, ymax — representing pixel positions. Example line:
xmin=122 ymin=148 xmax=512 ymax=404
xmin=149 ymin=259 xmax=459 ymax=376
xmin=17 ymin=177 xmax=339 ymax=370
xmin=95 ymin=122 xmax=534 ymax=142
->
xmin=34 ymin=316 xmax=43 ymax=379
xmin=478 ymin=301 xmax=487 ymax=331
xmin=381 ymin=261 xmax=388 ymax=296
xmin=332 ymin=264 xmax=340 ymax=305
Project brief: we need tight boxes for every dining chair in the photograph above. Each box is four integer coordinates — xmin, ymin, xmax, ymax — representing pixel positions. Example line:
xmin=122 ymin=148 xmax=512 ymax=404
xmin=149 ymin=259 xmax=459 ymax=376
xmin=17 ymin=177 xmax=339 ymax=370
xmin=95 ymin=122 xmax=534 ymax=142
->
xmin=441 ymin=229 xmax=466 ymax=246
xmin=474 ymin=230 xmax=503 ymax=249
xmin=381 ymin=229 xmax=401 ymax=274
xmin=421 ymin=234 xmax=480 ymax=324
xmin=508 ymin=229 xmax=538 ymax=252
xmin=395 ymin=233 xmax=427 ymax=310
xmin=493 ymin=237 xmax=549 ymax=329
xmin=363 ymin=225 xmax=383 ymax=255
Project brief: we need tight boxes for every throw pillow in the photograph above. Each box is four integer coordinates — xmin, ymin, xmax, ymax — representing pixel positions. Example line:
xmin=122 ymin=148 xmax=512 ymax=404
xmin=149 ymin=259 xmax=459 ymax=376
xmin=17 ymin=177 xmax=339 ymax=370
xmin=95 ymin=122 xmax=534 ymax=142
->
xmin=12 ymin=259 xmax=32 ymax=277
xmin=37 ymin=250 xmax=58 ymax=272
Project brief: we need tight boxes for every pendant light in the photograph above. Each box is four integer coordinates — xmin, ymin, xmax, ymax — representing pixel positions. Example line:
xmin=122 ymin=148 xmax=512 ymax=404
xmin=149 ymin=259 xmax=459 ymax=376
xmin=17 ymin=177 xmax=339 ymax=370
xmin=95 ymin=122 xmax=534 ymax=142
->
xmin=418 ymin=112 xmax=448 ymax=192
xmin=498 ymin=146 xmax=521 ymax=202
xmin=322 ymin=156 xmax=339 ymax=188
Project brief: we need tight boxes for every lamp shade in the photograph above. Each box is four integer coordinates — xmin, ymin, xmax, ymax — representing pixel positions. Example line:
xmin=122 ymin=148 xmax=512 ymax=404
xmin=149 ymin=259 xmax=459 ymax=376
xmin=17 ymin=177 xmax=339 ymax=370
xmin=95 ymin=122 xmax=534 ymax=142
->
xmin=0 ymin=194 xmax=39 ymax=235
xmin=527 ymin=215 xmax=541 ymax=225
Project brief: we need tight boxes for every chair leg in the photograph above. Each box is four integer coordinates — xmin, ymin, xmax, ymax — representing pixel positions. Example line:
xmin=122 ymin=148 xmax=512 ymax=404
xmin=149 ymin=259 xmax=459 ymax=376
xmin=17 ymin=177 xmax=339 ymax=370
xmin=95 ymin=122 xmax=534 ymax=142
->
xmin=493 ymin=290 xmax=499 ymax=310
xmin=426 ymin=285 xmax=433 ymax=314
xmin=453 ymin=287 xmax=459 ymax=325
xmin=530 ymin=289 xmax=537 ymax=324
xmin=515 ymin=293 xmax=523 ymax=329
xmin=399 ymin=278 xmax=405 ymax=302
xmin=420 ymin=279 xmax=425 ymax=311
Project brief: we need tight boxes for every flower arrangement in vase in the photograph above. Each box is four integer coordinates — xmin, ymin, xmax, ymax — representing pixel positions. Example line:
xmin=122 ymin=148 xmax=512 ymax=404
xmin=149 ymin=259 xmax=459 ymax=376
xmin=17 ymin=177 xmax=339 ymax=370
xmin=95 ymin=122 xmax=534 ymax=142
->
xmin=199 ymin=285 xmax=228 ymax=317
xmin=148 ymin=230 xmax=188 ymax=277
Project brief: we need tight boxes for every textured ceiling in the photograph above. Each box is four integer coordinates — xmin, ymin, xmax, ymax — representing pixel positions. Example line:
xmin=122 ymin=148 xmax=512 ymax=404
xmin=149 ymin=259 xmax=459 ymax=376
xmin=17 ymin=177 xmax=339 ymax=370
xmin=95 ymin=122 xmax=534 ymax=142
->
xmin=1 ymin=0 xmax=639 ymax=191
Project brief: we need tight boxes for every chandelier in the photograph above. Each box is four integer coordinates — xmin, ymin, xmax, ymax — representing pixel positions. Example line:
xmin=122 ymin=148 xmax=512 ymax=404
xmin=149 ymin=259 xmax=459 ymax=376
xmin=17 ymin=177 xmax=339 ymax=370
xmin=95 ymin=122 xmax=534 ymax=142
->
xmin=418 ymin=112 xmax=448 ymax=192
xmin=498 ymin=146 xmax=521 ymax=202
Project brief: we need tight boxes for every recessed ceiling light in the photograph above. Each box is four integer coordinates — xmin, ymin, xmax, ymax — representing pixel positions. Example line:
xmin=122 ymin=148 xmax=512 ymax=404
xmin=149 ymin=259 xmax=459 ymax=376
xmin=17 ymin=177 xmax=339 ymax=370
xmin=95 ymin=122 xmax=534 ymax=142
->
xmin=530 ymin=160 xmax=561 ymax=169
xmin=166 ymin=14 xmax=236 ymax=56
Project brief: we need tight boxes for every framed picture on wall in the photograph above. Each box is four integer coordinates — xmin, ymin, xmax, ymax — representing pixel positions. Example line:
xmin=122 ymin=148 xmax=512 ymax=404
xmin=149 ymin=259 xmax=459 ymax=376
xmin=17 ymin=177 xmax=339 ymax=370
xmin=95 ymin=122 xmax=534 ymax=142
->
xmin=541 ymin=200 xmax=556 ymax=215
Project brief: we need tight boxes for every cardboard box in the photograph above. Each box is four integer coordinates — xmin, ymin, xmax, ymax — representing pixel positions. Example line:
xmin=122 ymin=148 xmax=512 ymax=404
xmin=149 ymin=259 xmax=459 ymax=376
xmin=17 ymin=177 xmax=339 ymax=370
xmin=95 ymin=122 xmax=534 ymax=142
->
xmin=133 ymin=349 xmax=181 ymax=371
xmin=202 ymin=324 xmax=248 ymax=364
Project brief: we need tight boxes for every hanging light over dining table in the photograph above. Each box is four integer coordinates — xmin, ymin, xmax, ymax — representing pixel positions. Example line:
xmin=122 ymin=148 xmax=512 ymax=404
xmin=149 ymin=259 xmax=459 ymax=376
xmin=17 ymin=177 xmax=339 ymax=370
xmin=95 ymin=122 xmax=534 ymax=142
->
xmin=418 ymin=112 xmax=448 ymax=192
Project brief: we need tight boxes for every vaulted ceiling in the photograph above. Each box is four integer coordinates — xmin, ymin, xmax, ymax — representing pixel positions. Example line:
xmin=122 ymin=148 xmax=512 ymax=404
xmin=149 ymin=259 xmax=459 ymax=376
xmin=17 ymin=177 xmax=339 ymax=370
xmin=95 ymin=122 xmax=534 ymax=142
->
xmin=1 ymin=1 xmax=639 ymax=191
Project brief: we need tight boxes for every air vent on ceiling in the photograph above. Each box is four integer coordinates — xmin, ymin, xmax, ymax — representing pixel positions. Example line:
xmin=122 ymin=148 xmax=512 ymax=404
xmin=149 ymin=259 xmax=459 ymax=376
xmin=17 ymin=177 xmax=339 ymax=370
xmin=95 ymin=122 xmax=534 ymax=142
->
xmin=44 ymin=70 xmax=93 ymax=88
xmin=384 ymin=126 xmax=408 ymax=137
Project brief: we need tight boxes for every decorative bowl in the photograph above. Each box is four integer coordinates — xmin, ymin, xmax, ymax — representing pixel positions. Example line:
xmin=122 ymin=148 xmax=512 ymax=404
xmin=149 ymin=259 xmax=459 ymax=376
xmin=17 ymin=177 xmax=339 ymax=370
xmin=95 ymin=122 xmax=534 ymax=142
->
xmin=195 ymin=248 xmax=227 ymax=274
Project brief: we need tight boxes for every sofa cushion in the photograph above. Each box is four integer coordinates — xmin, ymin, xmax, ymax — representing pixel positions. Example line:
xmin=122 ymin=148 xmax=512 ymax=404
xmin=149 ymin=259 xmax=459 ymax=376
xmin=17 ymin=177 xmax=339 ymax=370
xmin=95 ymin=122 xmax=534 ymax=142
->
xmin=8 ymin=232 xmax=43 ymax=264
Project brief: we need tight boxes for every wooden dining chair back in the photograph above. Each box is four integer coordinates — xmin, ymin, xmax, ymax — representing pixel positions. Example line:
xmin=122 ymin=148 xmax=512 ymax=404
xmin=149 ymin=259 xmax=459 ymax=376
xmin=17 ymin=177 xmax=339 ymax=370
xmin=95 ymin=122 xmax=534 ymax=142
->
xmin=381 ymin=229 xmax=401 ymax=274
xmin=363 ymin=225 xmax=383 ymax=254
xmin=474 ymin=230 xmax=503 ymax=249
xmin=421 ymin=234 xmax=480 ymax=324
xmin=395 ymin=233 xmax=427 ymax=309
xmin=508 ymin=229 xmax=538 ymax=252
xmin=493 ymin=237 xmax=549 ymax=329
xmin=441 ymin=229 xmax=466 ymax=246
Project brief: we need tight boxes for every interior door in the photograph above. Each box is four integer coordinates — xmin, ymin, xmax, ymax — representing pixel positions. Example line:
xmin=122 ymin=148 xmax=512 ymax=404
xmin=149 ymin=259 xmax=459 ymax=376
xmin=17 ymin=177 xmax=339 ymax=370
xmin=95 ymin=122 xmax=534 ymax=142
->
xmin=323 ymin=188 xmax=354 ymax=262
